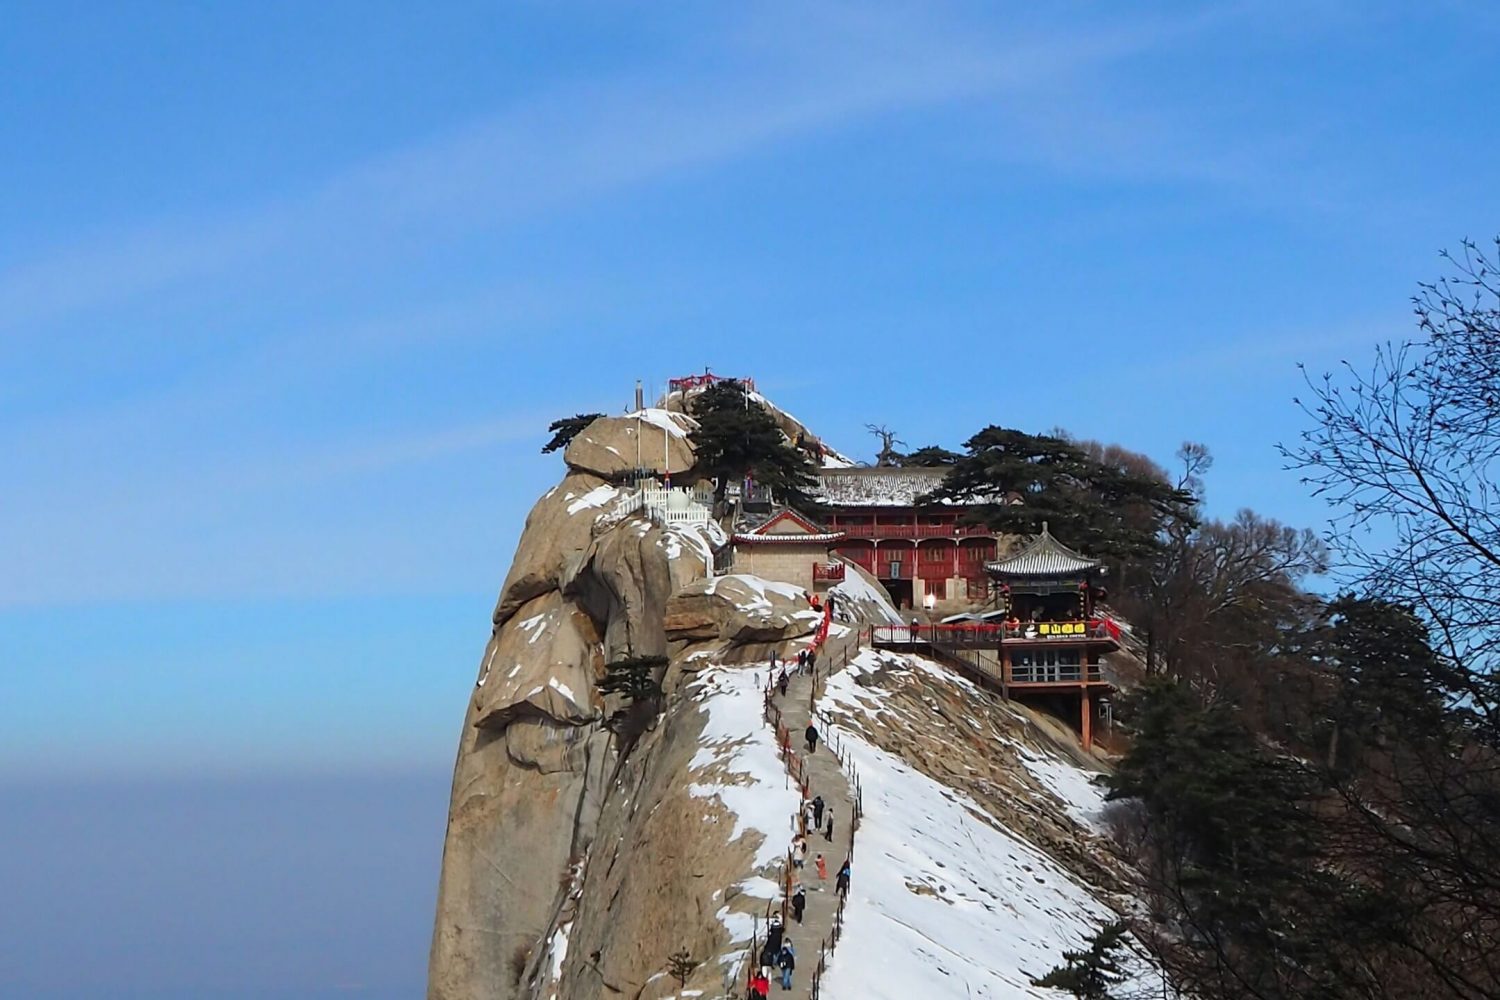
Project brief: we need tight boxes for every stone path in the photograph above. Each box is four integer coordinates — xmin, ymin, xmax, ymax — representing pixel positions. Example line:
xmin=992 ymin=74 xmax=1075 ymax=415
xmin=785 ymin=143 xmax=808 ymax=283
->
xmin=757 ymin=630 xmax=862 ymax=999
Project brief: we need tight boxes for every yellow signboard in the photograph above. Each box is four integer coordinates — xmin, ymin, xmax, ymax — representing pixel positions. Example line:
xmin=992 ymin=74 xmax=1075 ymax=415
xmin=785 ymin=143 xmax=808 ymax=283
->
xmin=1037 ymin=621 xmax=1087 ymax=636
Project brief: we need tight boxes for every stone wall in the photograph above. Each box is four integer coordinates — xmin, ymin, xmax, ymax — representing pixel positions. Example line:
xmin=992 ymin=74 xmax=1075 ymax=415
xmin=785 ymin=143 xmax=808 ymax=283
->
xmin=730 ymin=544 xmax=824 ymax=592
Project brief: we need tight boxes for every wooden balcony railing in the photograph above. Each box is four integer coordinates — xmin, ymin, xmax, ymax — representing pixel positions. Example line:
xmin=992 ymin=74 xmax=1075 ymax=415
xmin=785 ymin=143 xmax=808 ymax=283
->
xmin=869 ymin=620 xmax=1122 ymax=647
xmin=831 ymin=522 xmax=995 ymax=539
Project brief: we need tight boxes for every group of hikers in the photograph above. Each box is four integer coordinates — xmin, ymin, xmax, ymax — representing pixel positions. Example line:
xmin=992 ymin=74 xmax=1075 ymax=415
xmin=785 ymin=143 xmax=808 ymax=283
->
xmin=747 ymin=851 xmax=853 ymax=997
xmin=772 ymin=645 xmax=819 ymax=698
xmin=749 ymin=636 xmax=855 ymax=998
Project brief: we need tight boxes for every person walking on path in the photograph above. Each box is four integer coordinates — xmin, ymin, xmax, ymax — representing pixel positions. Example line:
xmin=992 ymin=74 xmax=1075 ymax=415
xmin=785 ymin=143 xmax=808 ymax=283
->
xmin=804 ymin=723 xmax=818 ymax=754
xmin=801 ymin=798 xmax=816 ymax=832
xmin=812 ymin=794 xmax=825 ymax=829
xmin=815 ymin=853 xmax=828 ymax=881
xmin=778 ymin=941 xmax=796 ymax=990
xmin=777 ymin=669 xmax=789 ymax=697
xmin=825 ymin=813 xmax=834 ymax=842
xmin=807 ymin=648 xmax=818 ymax=674
xmin=796 ymin=648 xmax=807 ymax=674
xmin=750 ymin=970 xmax=770 ymax=1000
xmin=791 ymin=882 xmax=806 ymax=923
xmin=836 ymin=858 xmax=851 ymax=900
xmin=791 ymin=835 xmax=807 ymax=869
xmin=765 ymin=913 xmax=783 ymax=955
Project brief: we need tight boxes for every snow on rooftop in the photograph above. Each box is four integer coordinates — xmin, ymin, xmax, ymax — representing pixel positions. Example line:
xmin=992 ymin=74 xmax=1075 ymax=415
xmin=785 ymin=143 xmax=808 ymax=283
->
xmin=816 ymin=467 xmax=962 ymax=507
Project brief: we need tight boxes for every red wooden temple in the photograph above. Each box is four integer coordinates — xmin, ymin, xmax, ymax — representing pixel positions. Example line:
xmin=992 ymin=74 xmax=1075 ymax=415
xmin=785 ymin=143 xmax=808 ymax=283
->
xmin=817 ymin=467 xmax=999 ymax=611
xmin=871 ymin=524 xmax=1118 ymax=749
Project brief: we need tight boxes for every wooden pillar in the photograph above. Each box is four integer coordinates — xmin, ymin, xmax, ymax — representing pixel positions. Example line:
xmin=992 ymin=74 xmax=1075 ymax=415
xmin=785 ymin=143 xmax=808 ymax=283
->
xmin=1081 ymin=686 xmax=1094 ymax=750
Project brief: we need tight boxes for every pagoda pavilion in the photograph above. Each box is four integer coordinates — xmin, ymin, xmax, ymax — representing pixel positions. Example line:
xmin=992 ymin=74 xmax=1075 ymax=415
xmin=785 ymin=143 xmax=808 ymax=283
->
xmin=983 ymin=524 xmax=1120 ymax=748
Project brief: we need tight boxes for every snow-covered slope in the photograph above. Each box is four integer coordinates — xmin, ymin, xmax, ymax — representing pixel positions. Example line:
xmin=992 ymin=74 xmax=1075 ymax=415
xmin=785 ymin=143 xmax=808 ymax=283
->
xmin=816 ymin=651 xmax=1157 ymax=998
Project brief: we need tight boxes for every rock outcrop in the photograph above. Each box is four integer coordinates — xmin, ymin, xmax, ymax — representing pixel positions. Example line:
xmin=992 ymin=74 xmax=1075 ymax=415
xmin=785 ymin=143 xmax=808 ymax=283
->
xmin=562 ymin=409 xmax=695 ymax=480
xmin=664 ymin=574 xmax=822 ymax=651
xmin=491 ymin=472 xmax=618 ymax=626
xmin=431 ymin=418 xmax=827 ymax=1000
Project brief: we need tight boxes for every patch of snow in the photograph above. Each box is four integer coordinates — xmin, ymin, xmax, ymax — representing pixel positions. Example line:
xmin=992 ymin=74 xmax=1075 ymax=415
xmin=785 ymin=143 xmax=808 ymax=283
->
xmin=548 ymin=676 xmax=578 ymax=704
xmin=476 ymin=642 xmax=498 ymax=687
xmin=567 ymin=484 xmax=619 ymax=515
xmin=636 ymin=407 xmax=693 ymax=438
xmin=830 ymin=569 xmax=903 ymax=624
xmin=1015 ymin=750 xmax=1109 ymax=834
xmin=549 ymin=919 xmax=570 ymax=980
xmin=517 ymin=611 xmax=553 ymax=644
xmin=686 ymin=666 xmax=801 ymax=870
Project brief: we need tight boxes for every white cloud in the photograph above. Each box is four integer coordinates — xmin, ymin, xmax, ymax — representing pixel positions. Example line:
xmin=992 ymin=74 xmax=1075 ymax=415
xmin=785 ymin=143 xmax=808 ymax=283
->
xmin=0 ymin=5 xmax=1229 ymax=339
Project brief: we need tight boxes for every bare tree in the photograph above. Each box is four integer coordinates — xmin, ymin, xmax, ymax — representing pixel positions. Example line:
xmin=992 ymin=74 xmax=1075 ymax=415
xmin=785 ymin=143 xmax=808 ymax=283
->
xmin=865 ymin=423 xmax=906 ymax=467
xmin=1283 ymin=236 xmax=1500 ymax=737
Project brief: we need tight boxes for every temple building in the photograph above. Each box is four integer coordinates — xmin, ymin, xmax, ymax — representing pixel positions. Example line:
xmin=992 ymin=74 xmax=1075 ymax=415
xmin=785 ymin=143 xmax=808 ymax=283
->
xmin=984 ymin=525 xmax=1119 ymax=748
xmin=817 ymin=467 xmax=1000 ymax=612
xmin=731 ymin=509 xmax=848 ymax=593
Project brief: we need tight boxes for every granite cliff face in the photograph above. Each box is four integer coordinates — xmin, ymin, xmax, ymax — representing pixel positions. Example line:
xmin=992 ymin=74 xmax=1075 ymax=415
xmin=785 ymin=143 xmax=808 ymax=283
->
xmin=428 ymin=409 xmax=840 ymax=1000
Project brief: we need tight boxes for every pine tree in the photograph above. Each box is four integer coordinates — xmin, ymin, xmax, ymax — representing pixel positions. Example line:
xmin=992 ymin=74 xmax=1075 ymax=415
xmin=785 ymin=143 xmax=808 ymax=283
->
xmin=688 ymin=380 xmax=820 ymax=508
xmin=900 ymin=444 xmax=963 ymax=466
xmin=598 ymin=654 xmax=668 ymax=741
xmin=666 ymin=948 xmax=698 ymax=988
xmin=542 ymin=412 xmax=605 ymax=453
xmin=1031 ymin=921 xmax=1129 ymax=998
xmin=920 ymin=426 xmax=1197 ymax=561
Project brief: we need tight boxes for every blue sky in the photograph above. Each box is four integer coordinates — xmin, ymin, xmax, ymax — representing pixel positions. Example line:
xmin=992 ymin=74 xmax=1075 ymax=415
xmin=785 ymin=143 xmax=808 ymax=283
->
xmin=3 ymin=2 xmax=1496 ymax=995
xmin=6 ymin=0 xmax=1499 ymax=776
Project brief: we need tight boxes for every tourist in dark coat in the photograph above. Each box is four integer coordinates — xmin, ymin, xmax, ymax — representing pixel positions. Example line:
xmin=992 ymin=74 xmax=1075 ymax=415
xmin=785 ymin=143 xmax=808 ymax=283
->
xmin=778 ymin=942 xmax=796 ymax=990
xmin=811 ymin=794 xmax=825 ymax=828
xmin=804 ymin=723 xmax=818 ymax=754
xmin=791 ymin=884 xmax=806 ymax=923
xmin=777 ymin=669 xmax=789 ymax=696
xmin=825 ymin=813 xmax=834 ymax=842
xmin=836 ymin=859 xmax=851 ymax=900
xmin=765 ymin=914 xmax=783 ymax=954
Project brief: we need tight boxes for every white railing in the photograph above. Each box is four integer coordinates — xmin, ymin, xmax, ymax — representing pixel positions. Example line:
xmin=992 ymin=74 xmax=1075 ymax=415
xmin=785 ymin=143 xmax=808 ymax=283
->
xmin=640 ymin=484 xmax=713 ymax=527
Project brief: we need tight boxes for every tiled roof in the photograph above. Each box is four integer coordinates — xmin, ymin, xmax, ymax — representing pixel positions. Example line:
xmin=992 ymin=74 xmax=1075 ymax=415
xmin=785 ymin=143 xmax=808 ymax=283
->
xmin=815 ymin=467 xmax=955 ymax=508
xmin=985 ymin=524 xmax=1100 ymax=578
xmin=732 ymin=531 xmax=846 ymax=544
xmin=733 ymin=507 xmax=845 ymax=544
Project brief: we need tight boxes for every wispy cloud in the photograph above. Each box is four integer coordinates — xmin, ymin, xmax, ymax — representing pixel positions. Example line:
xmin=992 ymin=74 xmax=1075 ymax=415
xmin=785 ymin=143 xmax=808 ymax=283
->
xmin=0 ymin=4 xmax=1227 ymax=339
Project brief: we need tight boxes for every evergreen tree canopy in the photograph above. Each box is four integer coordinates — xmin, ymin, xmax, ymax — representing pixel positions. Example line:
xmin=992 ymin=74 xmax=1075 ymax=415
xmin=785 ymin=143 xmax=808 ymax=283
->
xmin=920 ymin=427 xmax=1197 ymax=561
xmin=900 ymin=445 xmax=963 ymax=467
xmin=1107 ymin=678 xmax=1318 ymax=881
xmin=542 ymin=412 xmax=605 ymax=453
xmin=688 ymin=380 xmax=820 ymax=508
xmin=1030 ymin=921 xmax=1130 ymax=999
xmin=1323 ymin=595 xmax=1460 ymax=744
xmin=599 ymin=654 xmax=667 ymax=739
